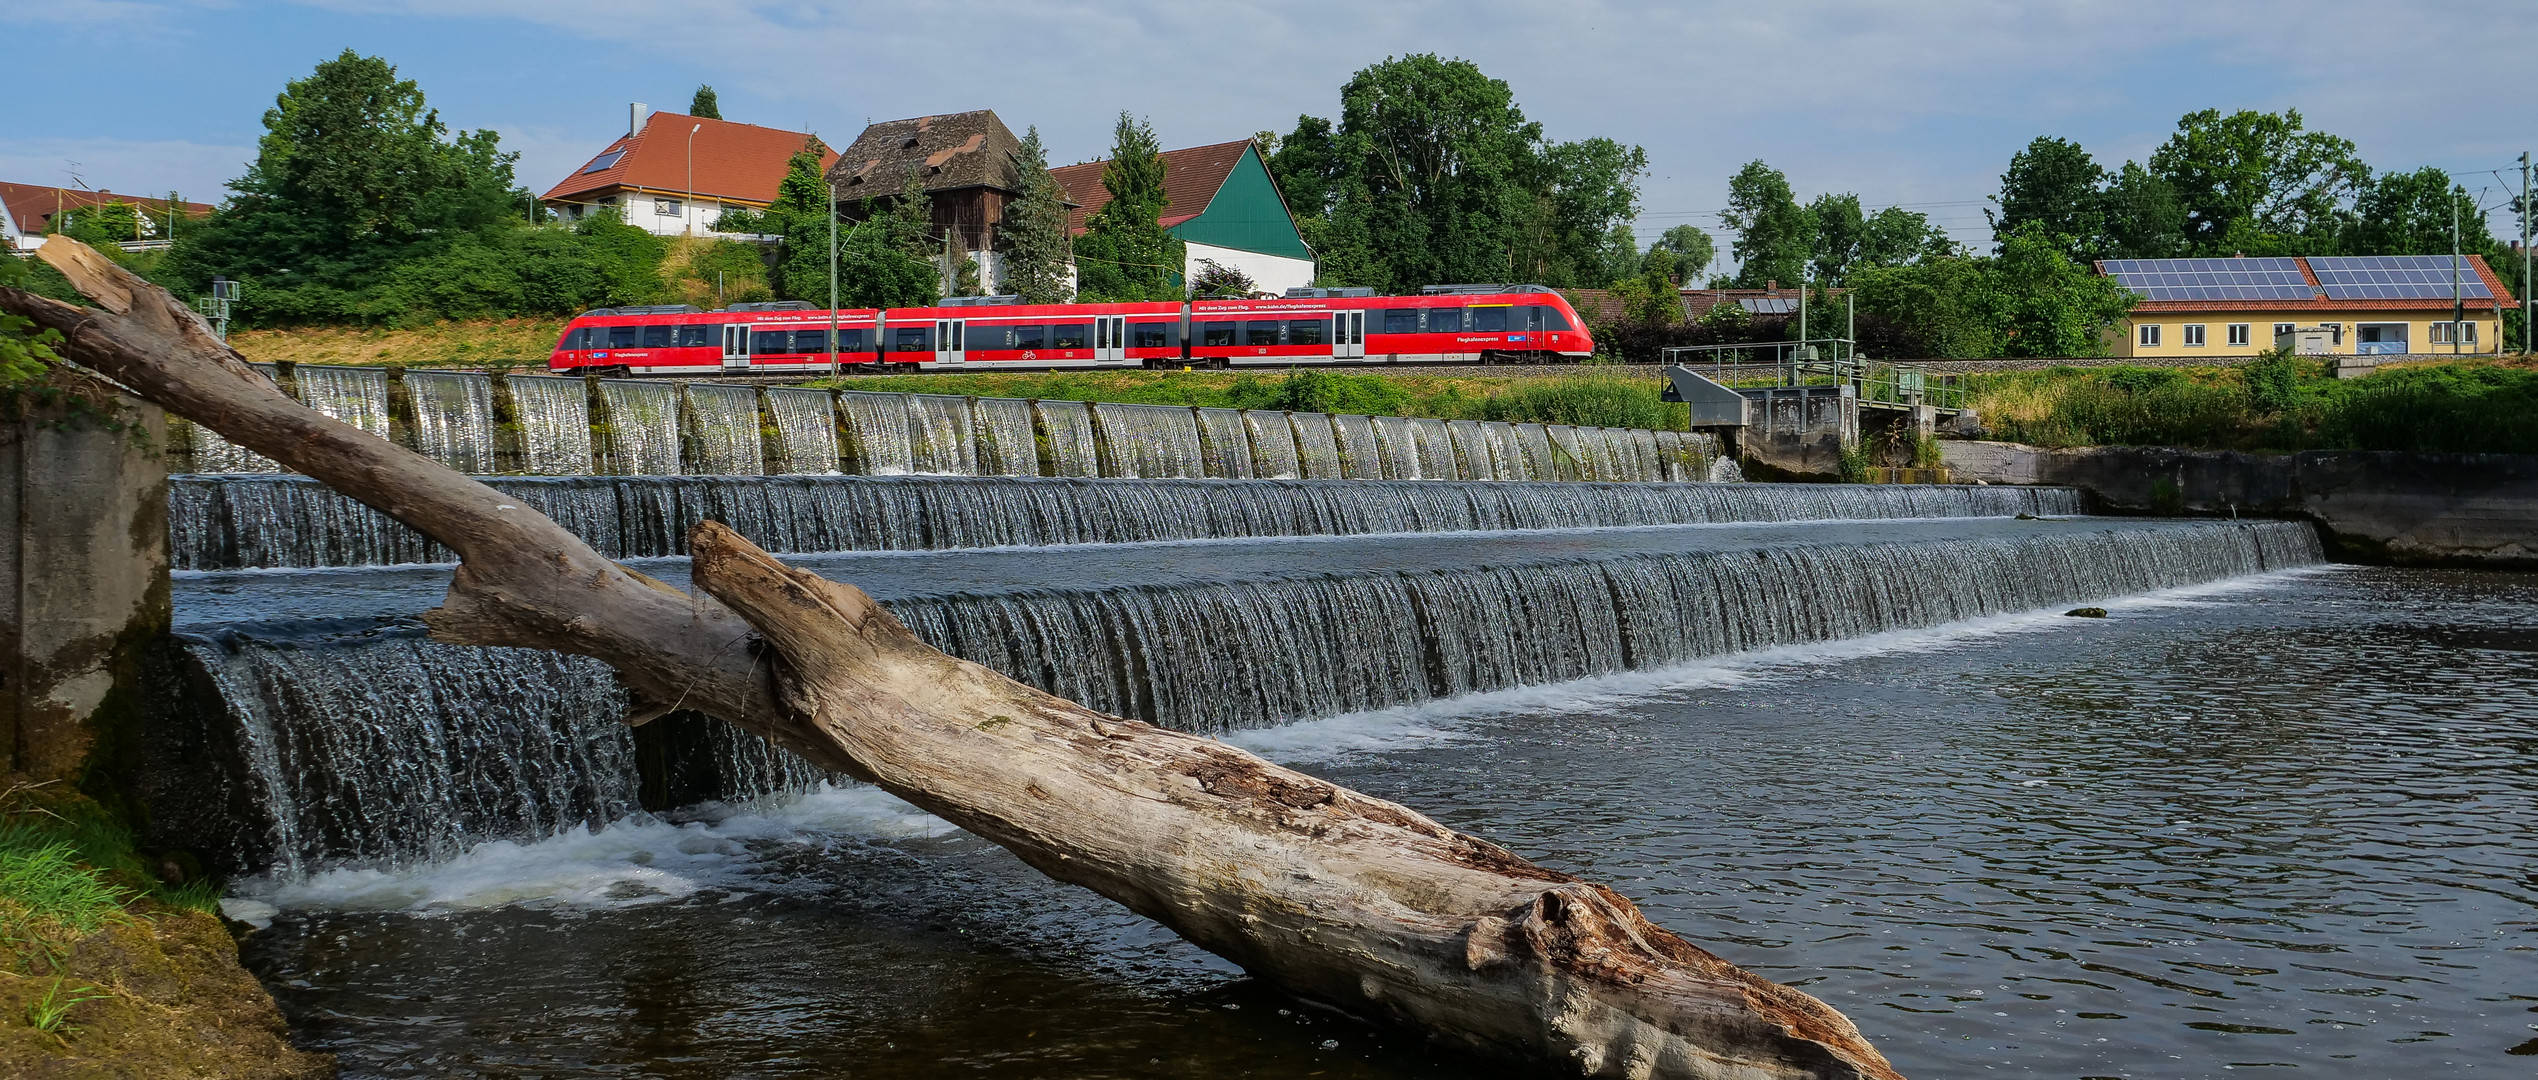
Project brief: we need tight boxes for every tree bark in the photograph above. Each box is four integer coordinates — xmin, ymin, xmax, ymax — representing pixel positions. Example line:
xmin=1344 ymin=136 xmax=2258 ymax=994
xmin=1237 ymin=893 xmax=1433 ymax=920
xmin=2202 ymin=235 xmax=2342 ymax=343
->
xmin=5 ymin=239 xmax=1903 ymax=1079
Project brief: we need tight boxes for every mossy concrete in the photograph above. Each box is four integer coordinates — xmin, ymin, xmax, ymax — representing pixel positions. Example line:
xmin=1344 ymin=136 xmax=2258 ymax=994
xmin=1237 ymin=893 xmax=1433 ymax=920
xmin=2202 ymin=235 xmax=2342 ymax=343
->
xmin=1941 ymin=440 xmax=2538 ymax=568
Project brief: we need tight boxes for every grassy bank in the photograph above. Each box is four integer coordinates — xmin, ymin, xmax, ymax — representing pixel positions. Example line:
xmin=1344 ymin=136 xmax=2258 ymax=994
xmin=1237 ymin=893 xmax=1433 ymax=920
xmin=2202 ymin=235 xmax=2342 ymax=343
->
xmin=1966 ymin=357 xmax=2538 ymax=455
xmin=0 ymin=785 xmax=327 ymax=1077
xmin=817 ymin=368 xmax=1693 ymax=430
xmin=229 ymin=317 xmax=567 ymax=369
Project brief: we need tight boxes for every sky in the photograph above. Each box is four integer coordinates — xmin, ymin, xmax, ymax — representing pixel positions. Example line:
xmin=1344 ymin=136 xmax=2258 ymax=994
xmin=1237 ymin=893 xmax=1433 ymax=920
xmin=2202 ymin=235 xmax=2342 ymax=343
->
xmin=6 ymin=0 xmax=2533 ymax=271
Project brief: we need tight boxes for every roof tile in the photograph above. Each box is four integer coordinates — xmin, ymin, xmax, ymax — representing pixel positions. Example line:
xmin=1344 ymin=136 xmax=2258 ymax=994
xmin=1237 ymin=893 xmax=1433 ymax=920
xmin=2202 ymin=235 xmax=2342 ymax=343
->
xmin=540 ymin=113 xmax=834 ymax=206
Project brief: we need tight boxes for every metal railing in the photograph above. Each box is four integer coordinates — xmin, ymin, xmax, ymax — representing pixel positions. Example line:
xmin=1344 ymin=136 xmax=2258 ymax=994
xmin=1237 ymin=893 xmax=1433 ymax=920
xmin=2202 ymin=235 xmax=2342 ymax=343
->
xmin=1660 ymin=340 xmax=1964 ymax=412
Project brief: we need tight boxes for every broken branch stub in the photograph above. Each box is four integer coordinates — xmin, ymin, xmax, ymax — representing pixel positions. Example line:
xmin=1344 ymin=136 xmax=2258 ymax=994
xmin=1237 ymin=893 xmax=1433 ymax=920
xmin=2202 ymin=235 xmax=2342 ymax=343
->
xmin=1 ymin=239 xmax=1903 ymax=1079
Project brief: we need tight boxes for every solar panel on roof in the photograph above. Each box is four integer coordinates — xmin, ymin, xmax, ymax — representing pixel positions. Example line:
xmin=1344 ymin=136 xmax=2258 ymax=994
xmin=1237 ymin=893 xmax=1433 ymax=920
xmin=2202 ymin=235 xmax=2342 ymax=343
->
xmin=2102 ymin=257 xmax=2314 ymax=301
xmin=2307 ymin=256 xmax=2492 ymax=301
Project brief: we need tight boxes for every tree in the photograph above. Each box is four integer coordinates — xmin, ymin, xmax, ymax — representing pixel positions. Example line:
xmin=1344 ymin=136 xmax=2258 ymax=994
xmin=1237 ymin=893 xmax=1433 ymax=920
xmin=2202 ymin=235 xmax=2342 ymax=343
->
xmin=1647 ymin=224 xmax=1714 ymax=283
xmin=1188 ymin=258 xmax=1256 ymax=298
xmin=1518 ymin=136 xmax=1648 ymax=286
xmin=1722 ymin=161 xmax=1809 ymax=287
xmin=766 ymin=136 xmax=836 ymax=302
xmin=2100 ymin=161 xmax=2186 ymax=258
xmin=2146 ymin=108 xmax=2367 ymax=254
xmin=996 ymin=126 xmax=1073 ymax=304
xmin=689 ymin=85 xmax=721 ymax=121
xmin=1990 ymin=136 xmax=2107 ymax=260
xmin=829 ymin=169 xmax=941 ymax=309
xmin=1074 ymin=112 xmax=1186 ymax=302
xmin=1320 ymin=55 xmax=1543 ymax=291
xmin=1847 ymin=227 xmax=2135 ymax=359
xmin=2346 ymin=167 xmax=2489 ymax=256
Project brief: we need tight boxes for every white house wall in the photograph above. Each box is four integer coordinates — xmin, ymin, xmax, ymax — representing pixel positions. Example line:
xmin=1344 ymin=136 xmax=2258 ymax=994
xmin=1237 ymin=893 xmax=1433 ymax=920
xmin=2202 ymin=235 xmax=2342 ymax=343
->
xmin=1184 ymin=240 xmax=1313 ymax=296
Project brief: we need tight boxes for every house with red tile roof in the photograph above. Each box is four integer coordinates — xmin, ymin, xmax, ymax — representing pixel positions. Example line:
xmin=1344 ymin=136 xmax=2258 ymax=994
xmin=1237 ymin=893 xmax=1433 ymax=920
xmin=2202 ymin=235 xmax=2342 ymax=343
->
xmin=540 ymin=106 xmax=836 ymax=238
xmin=1050 ymin=139 xmax=1314 ymax=295
xmin=0 ymin=183 xmax=211 ymax=252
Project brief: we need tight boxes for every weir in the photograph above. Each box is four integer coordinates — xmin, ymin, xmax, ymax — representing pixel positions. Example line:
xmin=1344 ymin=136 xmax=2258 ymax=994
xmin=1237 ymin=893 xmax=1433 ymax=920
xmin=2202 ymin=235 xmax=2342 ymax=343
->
xmin=151 ymin=513 xmax=2320 ymax=876
xmin=167 ymin=475 xmax=2088 ymax=570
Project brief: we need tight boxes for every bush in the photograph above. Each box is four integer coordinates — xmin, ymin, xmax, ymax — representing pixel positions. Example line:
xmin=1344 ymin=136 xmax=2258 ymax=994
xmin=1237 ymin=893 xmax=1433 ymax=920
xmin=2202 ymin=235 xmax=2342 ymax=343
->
xmin=1966 ymin=359 xmax=2538 ymax=454
xmin=1478 ymin=371 xmax=1675 ymax=429
xmin=1227 ymin=368 xmax=1411 ymax=415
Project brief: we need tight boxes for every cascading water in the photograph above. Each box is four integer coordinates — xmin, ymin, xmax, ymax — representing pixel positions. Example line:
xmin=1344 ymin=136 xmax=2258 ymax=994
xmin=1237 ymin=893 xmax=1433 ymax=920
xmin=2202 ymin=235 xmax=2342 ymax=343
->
xmin=1034 ymin=400 xmax=1101 ymax=478
xmin=596 ymin=380 xmax=682 ymax=475
xmin=1196 ymin=408 xmax=1255 ymax=479
xmin=1287 ymin=413 xmax=1344 ymax=480
xmin=175 ymin=418 xmax=282 ymax=474
xmin=173 ymin=473 xmax=2093 ymax=570
xmin=683 ymin=384 xmax=766 ymax=476
xmin=506 ymin=374 xmax=595 ymax=476
xmin=908 ymin=394 xmax=978 ymax=476
xmin=1544 ymin=425 xmax=1591 ymax=481
xmin=290 ymin=366 xmax=392 ymax=440
xmin=971 ymin=396 xmax=1040 ymax=478
xmin=1369 ymin=415 xmax=1425 ymax=480
xmin=764 ymin=388 xmax=841 ymax=475
xmin=1243 ymin=411 xmax=1301 ymax=480
xmin=1409 ymin=418 xmax=1462 ymax=481
xmin=1092 ymin=403 xmax=1205 ymax=479
xmin=403 ymin=371 xmax=496 ymax=475
xmin=1449 ymin=421 xmax=1497 ymax=481
xmin=1329 ymin=413 xmax=1386 ymax=479
xmin=1514 ymin=424 xmax=1558 ymax=481
xmin=840 ymin=392 xmax=915 ymax=475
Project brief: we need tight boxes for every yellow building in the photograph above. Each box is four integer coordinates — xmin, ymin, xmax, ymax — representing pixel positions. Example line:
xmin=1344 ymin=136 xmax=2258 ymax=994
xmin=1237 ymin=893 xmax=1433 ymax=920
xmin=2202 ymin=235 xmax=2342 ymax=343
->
xmin=2098 ymin=255 xmax=2514 ymax=358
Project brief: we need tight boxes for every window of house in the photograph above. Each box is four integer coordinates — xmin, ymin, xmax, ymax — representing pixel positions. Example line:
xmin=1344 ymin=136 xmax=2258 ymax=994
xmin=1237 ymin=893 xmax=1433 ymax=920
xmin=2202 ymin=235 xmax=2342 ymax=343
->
xmin=1286 ymin=319 xmax=1326 ymax=345
xmin=1425 ymin=307 xmax=1464 ymax=333
xmin=2137 ymin=323 xmax=2161 ymax=348
xmin=641 ymin=324 xmax=673 ymax=348
xmin=655 ymin=198 xmax=682 ymax=217
xmin=1051 ymin=323 xmax=1089 ymax=349
xmin=2430 ymin=321 xmax=2475 ymax=344
xmin=1200 ymin=322 xmax=1238 ymax=347
xmin=2183 ymin=324 xmax=2206 ymax=347
xmin=893 ymin=326 xmax=933 ymax=352
xmin=2273 ymin=323 xmax=2294 ymax=341
xmin=2461 ymin=321 xmax=2477 ymax=344
xmin=1132 ymin=322 xmax=1173 ymax=349
xmin=2227 ymin=323 xmax=2251 ymax=346
xmin=1243 ymin=320 xmax=1283 ymax=346
xmin=1383 ymin=308 xmax=1420 ymax=334
xmin=1470 ymin=306 xmax=1510 ymax=332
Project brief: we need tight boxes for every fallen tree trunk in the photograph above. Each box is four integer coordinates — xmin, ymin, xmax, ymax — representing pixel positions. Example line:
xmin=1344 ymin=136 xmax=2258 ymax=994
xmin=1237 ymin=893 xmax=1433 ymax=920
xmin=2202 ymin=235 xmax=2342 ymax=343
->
xmin=6 ymin=239 xmax=1903 ymax=1079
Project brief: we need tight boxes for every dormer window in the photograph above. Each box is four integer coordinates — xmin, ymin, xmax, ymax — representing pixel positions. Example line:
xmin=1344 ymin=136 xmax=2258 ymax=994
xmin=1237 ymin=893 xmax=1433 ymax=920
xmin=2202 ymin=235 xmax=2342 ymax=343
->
xmin=902 ymin=137 xmax=919 ymax=148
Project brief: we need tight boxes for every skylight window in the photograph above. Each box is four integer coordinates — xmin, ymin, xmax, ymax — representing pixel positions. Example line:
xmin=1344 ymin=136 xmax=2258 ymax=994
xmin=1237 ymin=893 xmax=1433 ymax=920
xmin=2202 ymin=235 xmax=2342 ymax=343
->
xmin=580 ymin=150 xmax=627 ymax=175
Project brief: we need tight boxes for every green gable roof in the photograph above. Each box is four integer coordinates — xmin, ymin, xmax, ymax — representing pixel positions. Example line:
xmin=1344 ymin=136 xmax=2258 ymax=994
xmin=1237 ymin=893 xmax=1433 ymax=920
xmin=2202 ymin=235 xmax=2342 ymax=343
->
xmin=1169 ymin=145 xmax=1312 ymax=263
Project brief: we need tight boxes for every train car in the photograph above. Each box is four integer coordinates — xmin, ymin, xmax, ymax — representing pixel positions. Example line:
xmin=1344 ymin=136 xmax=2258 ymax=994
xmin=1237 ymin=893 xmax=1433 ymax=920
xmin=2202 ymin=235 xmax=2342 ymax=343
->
xmin=547 ymin=286 xmax=1591 ymax=375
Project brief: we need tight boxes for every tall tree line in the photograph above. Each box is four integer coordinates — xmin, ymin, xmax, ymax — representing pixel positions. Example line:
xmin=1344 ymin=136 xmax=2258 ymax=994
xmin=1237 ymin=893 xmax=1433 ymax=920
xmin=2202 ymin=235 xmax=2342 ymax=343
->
xmin=1265 ymin=54 xmax=1654 ymax=293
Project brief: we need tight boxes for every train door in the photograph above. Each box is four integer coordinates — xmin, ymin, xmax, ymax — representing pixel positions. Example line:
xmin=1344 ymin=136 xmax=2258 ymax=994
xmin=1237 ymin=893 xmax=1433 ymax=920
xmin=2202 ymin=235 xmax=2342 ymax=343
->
xmin=1095 ymin=315 xmax=1128 ymax=364
xmin=934 ymin=319 xmax=964 ymax=366
xmin=721 ymin=324 xmax=750 ymax=369
xmin=1335 ymin=310 xmax=1366 ymax=359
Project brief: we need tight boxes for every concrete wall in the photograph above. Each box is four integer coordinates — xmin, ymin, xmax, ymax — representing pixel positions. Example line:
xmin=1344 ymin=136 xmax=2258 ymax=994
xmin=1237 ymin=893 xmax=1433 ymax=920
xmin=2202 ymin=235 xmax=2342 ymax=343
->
xmin=1942 ymin=440 xmax=2538 ymax=568
xmin=1738 ymin=383 xmax=1855 ymax=477
xmin=0 ymin=384 xmax=171 ymax=782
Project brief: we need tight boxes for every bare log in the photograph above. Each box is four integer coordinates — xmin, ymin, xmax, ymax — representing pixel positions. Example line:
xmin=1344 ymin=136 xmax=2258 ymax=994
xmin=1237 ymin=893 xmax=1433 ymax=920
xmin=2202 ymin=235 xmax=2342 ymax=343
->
xmin=5 ymin=239 xmax=1903 ymax=1079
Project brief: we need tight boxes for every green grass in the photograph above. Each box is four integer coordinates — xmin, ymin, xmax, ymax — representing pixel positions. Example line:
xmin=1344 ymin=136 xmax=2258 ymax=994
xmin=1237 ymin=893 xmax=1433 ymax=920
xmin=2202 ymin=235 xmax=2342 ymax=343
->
xmin=814 ymin=367 xmax=1693 ymax=431
xmin=0 ymin=784 xmax=217 ymax=967
xmin=1965 ymin=358 xmax=2538 ymax=454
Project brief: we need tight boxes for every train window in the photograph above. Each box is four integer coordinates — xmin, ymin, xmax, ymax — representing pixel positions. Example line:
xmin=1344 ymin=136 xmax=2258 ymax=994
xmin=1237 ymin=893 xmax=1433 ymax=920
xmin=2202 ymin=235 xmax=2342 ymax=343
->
xmin=1012 ymin=325 xmax=1048 ymax=349
xmin=893 ymin=326 xmax=933 ymax=352
xmin=971 ymin=325 xmax=1009 ymax=350
xmin=557 ymin=327 xmax=588 ymax=350
xmin=607 ymin=325 xmax=640 ymax=348
xmin=1470 ymin=307 xmax=1508 ymax=332
xmin=1538 ymin=306 xmax=1572 ymax=331
xmin=1243 ymin=320 xmax=1283 ymax=346
xmin=1200 ymin=322 xmax=1238 ymax=347
xmin=1424 ymin=307 xmax=1463 ymax=333
xmin=1286 ymin=319 xmax=1326 ymax=345
xmin=836 ymin=328 xmax=867 ymax=351
xmin=1383 ymin=309 xmax=1419 ymax=334
xmin=1051 ymin=323 xmax=1089 ymax=349
xmin=794 ymin=329 xmax=832 ymax=353
xmin=641 ymin=324 xmax=673 ymax=348
xmin=1131 ymin=322 xmax=1172 ymax=348
xmin=676 ymin=325 xmax=714 ymax=348
xmin=754 ymin=330 xmax=793 ymax=354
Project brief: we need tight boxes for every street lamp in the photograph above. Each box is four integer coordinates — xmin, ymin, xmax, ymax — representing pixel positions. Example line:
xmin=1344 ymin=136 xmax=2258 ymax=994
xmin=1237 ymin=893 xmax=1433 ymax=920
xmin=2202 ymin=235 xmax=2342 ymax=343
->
xmin=685 ymin=123 xmax=702 ymax=235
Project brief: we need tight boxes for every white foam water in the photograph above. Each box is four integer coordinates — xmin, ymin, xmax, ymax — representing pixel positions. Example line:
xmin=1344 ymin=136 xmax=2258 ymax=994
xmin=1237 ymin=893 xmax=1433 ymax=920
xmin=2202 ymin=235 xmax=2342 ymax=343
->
xmin=228 ymin=783 xmax=945 ymax=920
xmin=1224 ymin=565 xmax=2344 ymax=765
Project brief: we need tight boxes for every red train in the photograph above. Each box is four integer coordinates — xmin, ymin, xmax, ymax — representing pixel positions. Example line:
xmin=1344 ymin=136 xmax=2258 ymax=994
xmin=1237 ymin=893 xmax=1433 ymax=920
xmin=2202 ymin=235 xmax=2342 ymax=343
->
xmin=547 ymin=286 xmax=1593 ymax=375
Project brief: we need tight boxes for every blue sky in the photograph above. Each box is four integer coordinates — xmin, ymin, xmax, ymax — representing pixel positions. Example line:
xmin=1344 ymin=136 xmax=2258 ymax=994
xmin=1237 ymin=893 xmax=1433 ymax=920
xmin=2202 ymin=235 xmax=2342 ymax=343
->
xmin=8 ymin=0 xmax=2532 ymax=271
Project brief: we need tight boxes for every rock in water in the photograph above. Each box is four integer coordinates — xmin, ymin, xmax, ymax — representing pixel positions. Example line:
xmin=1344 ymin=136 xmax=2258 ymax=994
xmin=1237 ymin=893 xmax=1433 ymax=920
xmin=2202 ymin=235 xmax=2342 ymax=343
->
xmin=2065 ymin=606 xmax=2108 ymax=618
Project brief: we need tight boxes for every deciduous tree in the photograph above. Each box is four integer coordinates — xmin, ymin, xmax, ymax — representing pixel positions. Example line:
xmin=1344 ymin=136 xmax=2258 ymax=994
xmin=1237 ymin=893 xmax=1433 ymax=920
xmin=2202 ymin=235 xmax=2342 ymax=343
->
xmin=1723 ymin=161 xmax=1809 ymax=288
xmin=1989 ymin=137 xmax=2107 ymax=260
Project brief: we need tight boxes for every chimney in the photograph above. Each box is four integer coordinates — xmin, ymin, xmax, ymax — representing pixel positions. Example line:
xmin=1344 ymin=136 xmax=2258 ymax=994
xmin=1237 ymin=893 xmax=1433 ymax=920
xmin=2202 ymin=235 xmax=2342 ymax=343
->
xmin=1765 ymin=280 xmax=1777 ymax=293
xmin=629 ymin=102 xmax=650 ymax=136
